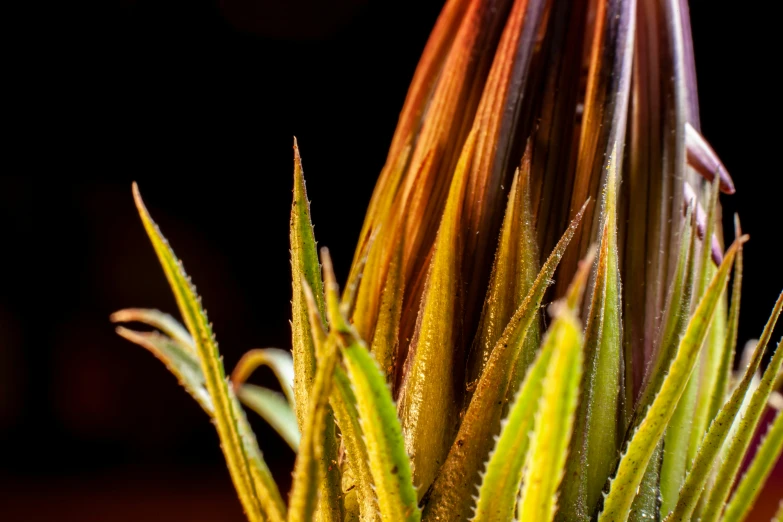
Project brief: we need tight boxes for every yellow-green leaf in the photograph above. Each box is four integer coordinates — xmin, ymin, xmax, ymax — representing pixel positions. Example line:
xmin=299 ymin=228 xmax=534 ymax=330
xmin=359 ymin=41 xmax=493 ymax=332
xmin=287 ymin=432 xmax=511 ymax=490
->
xmin=232 ymin=348 xmax=295 ymax=408
xmin=343 ymin=342 xmax=420 ymax=522
xmin=559 ymin=149 xmax=623 ymax=521
xmin=237 ymin=384 xmax=300 ymax=451
xmin=132 ymin=184 xmax=285 ymax=522
xmin=397 ymin=129 xmax=477 ymax=495
xmin=721 ymin=407 xmax=783 ymax=522
xmin=332 ymin=366 xmax=378 ymax=522
xmin=423 ymin=200 xmax=587 ymax=522
xmin=597 ymin=235 xmax=746 ymax=522
xmin=517 ymin=306 xmax=583 ymax=522
xmin=291 ymin=138 xmax=327 ymax=429
xmin=468 ymin=144 xmax=540 ymax=397
xmin=701 ymin=292 xmax=783 ymax=522
xmin=665 ymin=245 xmax=773 ymax=522
xmin=474 ymin=246 xmax=592 ymax=522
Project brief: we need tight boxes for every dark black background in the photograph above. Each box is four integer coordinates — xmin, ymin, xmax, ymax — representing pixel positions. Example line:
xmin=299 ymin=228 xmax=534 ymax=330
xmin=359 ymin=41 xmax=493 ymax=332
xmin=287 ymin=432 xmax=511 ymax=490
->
xmin=1 ymin=0 xmax=780 ymax=520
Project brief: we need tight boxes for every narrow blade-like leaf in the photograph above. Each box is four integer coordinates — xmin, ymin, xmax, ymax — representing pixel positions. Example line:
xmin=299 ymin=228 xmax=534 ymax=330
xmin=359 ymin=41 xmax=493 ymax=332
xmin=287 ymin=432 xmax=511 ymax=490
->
xmin=237 ymin=384 xmax=299 ymax=451
xmin=598 ymin=236 xmax=746 ymax=522
xmin=332 ymin=366 xmax=378 ymax=522
xmin=665 ymin=248 xmax=773 ymax=522
xmin=343 ymin=341 xmax=420 ymax=522
xmin=721 ymin=408 xmax=783 ymax=522
xmin=517 ymin=306 xmax=583 ymax=522
xmin=397 ymin=129 xmax=477 ymax=494
xmin=559 ymin=149 xmax=623 ymax=520
xmin=474 ymin=247 xmax=593 ymax=522
xmin=701 ymin=294 xmax=783 ymax=522
xmin=290 ymin=138 xmax=327 ymax=429
xmin=468 ymin=143 xmax=540 ymax=395
xmin=132 ymin=183 xmax=281 ymax=522
xmin=232 ymin=348 xmax=295 ymax=407
xmin=423 ymin=201 xmax=587 ymax=522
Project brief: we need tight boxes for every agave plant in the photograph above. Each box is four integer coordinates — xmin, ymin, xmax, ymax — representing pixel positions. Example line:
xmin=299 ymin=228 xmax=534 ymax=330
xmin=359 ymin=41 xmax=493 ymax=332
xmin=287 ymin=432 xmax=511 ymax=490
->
xmin=111 ymin=0 xmax=783 ymax=521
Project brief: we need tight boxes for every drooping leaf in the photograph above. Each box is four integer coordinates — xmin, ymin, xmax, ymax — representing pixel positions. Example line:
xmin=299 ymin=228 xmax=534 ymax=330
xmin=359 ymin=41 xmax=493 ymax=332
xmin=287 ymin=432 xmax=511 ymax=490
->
xmin=111 ymin=308 xmax=194 ymax=353
xmin=721 ymin=408 xmax=783 ymax=522
xmin=112 ymin=324 xmax=211 ymax=414
xmin=559 ymin=148 xmax=623 ymax=521
xmin=232 ymin=348 xmax=296 ymax=407
xmin=468 ymin=143 xmax=540 ymax=396
xmin=474 ymin=245 xmax=593 ymax=522
xmin=423 ymin=201 xmax=587 ymax=522
xmin=597 ymin=236 xmax=746 ymax=522
xmin=331 ymin=366 xmax=378 ymax=522
xmin=237 ymin=384 xmax=299 ymax=451
xmin=396 ymin=129 xmax=477 ymax=495
xmin=343 ymin=343 xmax=420 ymax=522
xmin=112 ymin=314 xmax=287 ymax=522
xmin=517 ymin=306 xmax=583 ymax=522
xmin=700 ymin=295 xmax=783 ymax=522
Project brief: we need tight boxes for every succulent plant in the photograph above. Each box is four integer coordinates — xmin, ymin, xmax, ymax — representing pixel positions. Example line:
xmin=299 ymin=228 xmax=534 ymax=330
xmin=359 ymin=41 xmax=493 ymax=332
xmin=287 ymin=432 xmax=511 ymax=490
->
xmin=112 ymin=0 xmax=783 ymax=521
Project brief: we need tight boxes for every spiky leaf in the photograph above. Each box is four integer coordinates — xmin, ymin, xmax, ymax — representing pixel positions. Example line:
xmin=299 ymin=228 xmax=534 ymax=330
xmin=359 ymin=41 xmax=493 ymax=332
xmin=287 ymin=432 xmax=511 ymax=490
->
xmin=474 ymin=248 xmax=592 ymax=522
xmin=131 ymin=184 xmax=284 ymax=522
xmin=343 ymin=342 xmax=420 ymax=522
xmin=397 ymin=129 xmax=477 ymax=494
xmin=598 ymin=236 xmax=745 ymax=522
xmin=423 ymin=201 xmax=587 ymax=522
xmin=721 ymin=408 xmax=783 ymax=522
xmin=517 ymin=305 xmax=583 ymax=522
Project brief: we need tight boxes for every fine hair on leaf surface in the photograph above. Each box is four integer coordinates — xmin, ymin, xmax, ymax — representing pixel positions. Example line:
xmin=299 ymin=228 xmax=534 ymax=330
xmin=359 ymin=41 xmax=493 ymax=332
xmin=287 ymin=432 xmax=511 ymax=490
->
xmin=110 ymin=1 xmax=783 ymax=521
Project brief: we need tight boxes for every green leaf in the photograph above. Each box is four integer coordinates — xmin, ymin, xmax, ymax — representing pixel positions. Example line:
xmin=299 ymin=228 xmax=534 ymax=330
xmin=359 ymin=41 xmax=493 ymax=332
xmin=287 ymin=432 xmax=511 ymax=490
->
xmin=290 ymin=138 xmax=327 ymax=429
xmin=700 ymin=292 xmax=783 ymax=522
xmin=343 ymin=342 xmax=420 ymax=522
xmin=659 ymin=180 xmax=721 ymax=516
xmin=423 ymin=200 xmax=588 ymax=522
xmin=517 ymin=306 xmax=583 ymax=522
xmin=708 ymin=215 xmax=744 ymax=426
xmin=332 ymin=366 xmax=378 ymax=522
xmin=559 ymin=149 xmax=623 ymax=521
xmin=111 ymin=308 xmax=194 ymax=353
xmin=467 ymin=145 xmax=540 ymax=398
xmin=397 ymin=129 xmax=477 ymax=495
xmin=687 ymin=179 xmax=725 ymax=465
xmin=721 ymin=408 xmax=783 ymax=522
xmin=131 ymin=183 xmax=283 ymax=522
xmin=474 ymin=246 xmax=592 ymax=522
xmin=112 ymin=324 xmax=211 ymax=413
xmin=290 ymin=146 xmax=343 ymax=522
xmin=237 ymin=384 xmax=300 ymax=451
xmin=597 ymin=235 xmax=746 ymax=522
xmin=232 ymin=348 xmax=295 ymax=407
xmin=288 ymin=250 xmax=345 ymax=522
xmin=665 ymin=244 xmax=775 ymax=522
